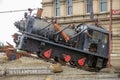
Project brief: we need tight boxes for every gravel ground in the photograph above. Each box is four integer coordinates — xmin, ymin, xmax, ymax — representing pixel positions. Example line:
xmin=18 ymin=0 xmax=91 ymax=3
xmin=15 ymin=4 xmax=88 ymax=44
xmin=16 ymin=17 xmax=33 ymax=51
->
xmin=0 ymin=53 xmax=120 ymax=80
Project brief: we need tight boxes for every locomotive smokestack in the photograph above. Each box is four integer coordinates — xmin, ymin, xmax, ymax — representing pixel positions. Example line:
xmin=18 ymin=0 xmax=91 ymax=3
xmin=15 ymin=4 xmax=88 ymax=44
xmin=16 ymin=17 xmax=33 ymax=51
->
xmin=52 ymin=21 xmax=70 ymax=42
xmin=36 ymin=8 xmax=43 ymax=18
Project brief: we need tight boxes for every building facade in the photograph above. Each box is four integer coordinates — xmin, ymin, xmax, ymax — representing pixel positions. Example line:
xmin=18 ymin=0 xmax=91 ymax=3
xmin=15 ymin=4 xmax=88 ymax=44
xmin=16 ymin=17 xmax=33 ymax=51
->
xmin=42 ymin=0 xmax=120 ymax=68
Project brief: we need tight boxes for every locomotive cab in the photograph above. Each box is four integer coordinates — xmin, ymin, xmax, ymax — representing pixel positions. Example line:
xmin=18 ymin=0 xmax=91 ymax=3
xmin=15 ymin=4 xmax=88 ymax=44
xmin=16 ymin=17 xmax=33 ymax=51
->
xmin=77 ymin=24 xmax=109 ymax=58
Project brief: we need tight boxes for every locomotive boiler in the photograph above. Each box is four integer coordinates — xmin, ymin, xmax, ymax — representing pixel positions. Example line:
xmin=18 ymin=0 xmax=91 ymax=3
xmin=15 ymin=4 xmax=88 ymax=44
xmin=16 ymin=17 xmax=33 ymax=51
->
xmin=13 ymin=9 xmax=109 ymax=71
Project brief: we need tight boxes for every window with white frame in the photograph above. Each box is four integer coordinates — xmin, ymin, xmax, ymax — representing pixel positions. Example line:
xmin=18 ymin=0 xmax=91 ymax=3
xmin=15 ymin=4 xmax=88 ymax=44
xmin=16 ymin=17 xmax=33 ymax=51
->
xmin=67 ymin=0 xmax=72 ymax=15
xmin=55 ymin=0 xmax=60 ymax=16
xmin=100 ymin=0 xmax=107 ymax=12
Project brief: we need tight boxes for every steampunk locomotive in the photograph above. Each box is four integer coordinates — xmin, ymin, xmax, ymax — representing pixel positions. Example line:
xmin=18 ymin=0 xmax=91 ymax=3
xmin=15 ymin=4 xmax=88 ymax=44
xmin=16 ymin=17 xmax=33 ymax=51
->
xmin=13 ymin=9 xmax=109 ymax=71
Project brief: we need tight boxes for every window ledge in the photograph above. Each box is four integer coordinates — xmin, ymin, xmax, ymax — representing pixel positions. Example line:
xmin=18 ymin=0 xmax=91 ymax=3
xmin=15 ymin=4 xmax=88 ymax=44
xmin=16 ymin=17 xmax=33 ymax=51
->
xmin=100 ymin=11 xmax=109 ymax=14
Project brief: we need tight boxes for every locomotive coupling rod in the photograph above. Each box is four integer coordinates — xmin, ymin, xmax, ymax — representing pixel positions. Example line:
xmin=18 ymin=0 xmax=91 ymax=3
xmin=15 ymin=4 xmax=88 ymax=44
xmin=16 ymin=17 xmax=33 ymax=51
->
xmin=53 ymin=25 xmax=71 ymax=35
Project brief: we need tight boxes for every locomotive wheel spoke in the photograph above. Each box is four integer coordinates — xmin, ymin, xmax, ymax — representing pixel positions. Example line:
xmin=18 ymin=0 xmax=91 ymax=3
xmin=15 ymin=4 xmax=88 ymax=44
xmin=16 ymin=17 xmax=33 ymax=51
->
xmin=54 ymin=57 xmax=59 ymax=62
xmin=81 ymin=64 xmax=89 ymax=70
xmin=37 ymin=52 xmax=42 ymax=58
xmin=75 ymin=61 xmax=81 ymax=68
xmin=41 ymin=53 xmax=46 ymax=59
xmin=38 ymin=49 xmax=52 ymax=61
xmin=94 ymin=68 xmax=101 ymax=72
xmin=58 ymin=58 xmax=66 ymax=65
xmin=69 ymin=61 xmax=76 ymax=68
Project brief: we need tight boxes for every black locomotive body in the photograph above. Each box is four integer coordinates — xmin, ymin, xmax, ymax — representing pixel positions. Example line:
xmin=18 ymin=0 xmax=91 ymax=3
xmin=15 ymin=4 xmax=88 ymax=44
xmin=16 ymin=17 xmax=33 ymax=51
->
xmin=13 ymin=13 xmax=109 ymax=71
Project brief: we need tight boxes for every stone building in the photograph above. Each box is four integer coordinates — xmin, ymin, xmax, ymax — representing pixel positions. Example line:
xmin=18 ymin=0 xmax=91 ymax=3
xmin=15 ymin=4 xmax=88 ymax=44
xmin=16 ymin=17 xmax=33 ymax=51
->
xmin=41 ymin=0 xmax=120 ymax=68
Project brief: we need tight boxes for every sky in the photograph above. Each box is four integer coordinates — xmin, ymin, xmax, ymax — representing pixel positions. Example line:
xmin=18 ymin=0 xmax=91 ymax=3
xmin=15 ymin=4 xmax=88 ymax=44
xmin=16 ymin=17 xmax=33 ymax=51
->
xmin=0 ymin=0 xmax=42 ymax=46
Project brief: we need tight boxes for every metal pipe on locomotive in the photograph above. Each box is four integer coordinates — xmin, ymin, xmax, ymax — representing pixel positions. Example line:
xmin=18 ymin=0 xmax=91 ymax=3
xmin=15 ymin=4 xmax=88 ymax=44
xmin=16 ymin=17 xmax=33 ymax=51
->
xmin=13 ymin=8 xmax=109 ymax=71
